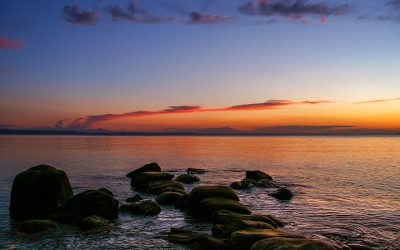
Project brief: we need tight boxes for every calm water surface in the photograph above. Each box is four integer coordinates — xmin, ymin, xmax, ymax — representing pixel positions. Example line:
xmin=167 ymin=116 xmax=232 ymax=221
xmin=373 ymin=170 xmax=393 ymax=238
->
xmin=0 ymin=136 xmax=399 ymax=249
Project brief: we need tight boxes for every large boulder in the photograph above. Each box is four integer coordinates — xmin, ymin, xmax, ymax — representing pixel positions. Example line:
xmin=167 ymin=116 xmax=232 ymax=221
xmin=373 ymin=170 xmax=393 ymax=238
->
xmin=268 ymin=188 xmax=293 ymax=201
xmin=147 ymin=180 xmax=185 ymax=195
xmin=17 ymin=219 xmax=57 ymax=234
xmin=246 ymin=170 xmax=272 ymax=181
xmin=213 ymin=219 xmax=275 ymax=238
xmin=156 ymin=192 xmax=186 ymax=205
xmin=191 ymin=186 xmax=239 ymax=202
xmin=251 ymin=237 xmax=337 ymax=250
xmin=194 ymin=197 xmax=251 ymax=219
xmin=131 ymin=172 xmax=174 ymax=191
xmin=120 ymin=200 xmax=161 ymax=216
xmin=187 ymin=168 xmax=206 ymax=174
xmin=126 ymin=162 xmax=161 ymax=178
xmin=80 ymin=215 xmax=110 ymax=231
xmin=176 ymin=174 xmax=200 ymax=184
xmin=9 ymin=164 xmax=73 ymax=220
xmin=56 ymin=189 xmax=119 ymax=225
xmin=213 ymin=210 xmax=283 ymax=228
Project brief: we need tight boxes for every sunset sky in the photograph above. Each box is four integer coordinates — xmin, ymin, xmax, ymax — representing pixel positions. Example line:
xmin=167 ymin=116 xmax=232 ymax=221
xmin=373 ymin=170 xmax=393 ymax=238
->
xmin=0 ymin=0 xmax=399 ymax=133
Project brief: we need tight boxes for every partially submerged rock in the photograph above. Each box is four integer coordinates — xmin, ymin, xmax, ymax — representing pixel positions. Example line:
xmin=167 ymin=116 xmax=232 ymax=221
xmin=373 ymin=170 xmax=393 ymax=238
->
xmin=251 ymin=237 xmax=337 ymax=250
xmin=230 ymin=179 xmax=255 ymax=190
xmin=191 ymin=186 xmax=239 ymax=202
xmin=126 ymin=194 xmax=143 ymax=203
xmin=187 ymin=168 xmax=206 ymax=174
xmin=176 ymin=174 xmax=200 ymax=184
xmin=196 ymin=197 xmax=251 ymax=219
xmin=120 ymin=200 xmax=161 ymax=216
xmin=9 ymin=164 xmax=73 ymax=221
xmin=168 ymin=228 xmax=225 ymax=250
xmin=56 ymin=189 xmax=119 ymax=225
xmin=126 ymin=162 xmax=161 ymax=178
xmin=131 ymin=172 xmax=174 ymax=191
xmin=246 ymin=170 xmax=272 ymax=181
xmin=268 ymin=188 xmax=293 ymax=201
xmin=213 ymin=210 xmax=283 ymax=228
xmin=212 ymin=219 xmax=275 ymax=238
xmin=80 ymin=215 xmax=109 ymax=231
xmin=156 ymin=192 xmax=185 ymax=205
xmin=98 ymin=188 xmax=114 ymax=197
xmin=147 ymin=180 xmax=185 ymax=195
xmin=17 ymin=219 xmax=57 ymax=234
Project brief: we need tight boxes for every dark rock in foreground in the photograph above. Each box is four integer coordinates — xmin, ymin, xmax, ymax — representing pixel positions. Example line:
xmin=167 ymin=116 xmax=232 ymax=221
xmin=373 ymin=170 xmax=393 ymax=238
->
xmin=268 ymin=188 xmax=293 ymax=201
xmin=251 ymin=237 xmax=337 ymax=250
xmin=126 ymin=162 xmax=161 ymax=178
xmin=120 ymin=200 xmax=161 ymax=215
xmin=56 ymin=189 xmax=119 ymax=225
xmin=187 ymin=168 xmax=206 ymax=174
xmin=168 ymin=228 xmax=224 ymax=250
xmin=9 ymin=164 xmax=73 ymax=221
xmin=147 ymin=180 xmax=185 ymax=195
xmin=17 ymin=219 xmax=57 ymax=234
xmin=213 ymin=210 xmax=284 ymax=229
xmin=176 ymin=174 xmax=200 ymax=184
xmin=80 ymin=215 xmax=110 ymax=231
xmin=246 ymin=170 xmax=272 ymax=181
xmin=126 ymin=194 xmax=143 ymax=203
xmin=191 ymin=186 xmax=239 ymax=202
xmin=156 ymin=192 xmax=186 ymax=205
xmin=212 ymin=219 xmax=275 ymax=238
xmin=131 ymin=172 xmax=174 ymax=190
xmin=230 ymin=179 xmax=255 ymax=190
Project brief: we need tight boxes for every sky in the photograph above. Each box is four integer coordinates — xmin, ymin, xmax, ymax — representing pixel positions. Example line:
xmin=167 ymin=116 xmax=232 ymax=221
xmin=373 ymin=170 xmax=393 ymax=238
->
xmin=0 ymin=0 xmax=399 ymax=134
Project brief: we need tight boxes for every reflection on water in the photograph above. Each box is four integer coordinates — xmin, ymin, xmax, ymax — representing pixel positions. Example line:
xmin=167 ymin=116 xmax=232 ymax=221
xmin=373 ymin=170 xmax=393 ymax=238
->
xmin=0 ymin=136 xmax=399 ymax=249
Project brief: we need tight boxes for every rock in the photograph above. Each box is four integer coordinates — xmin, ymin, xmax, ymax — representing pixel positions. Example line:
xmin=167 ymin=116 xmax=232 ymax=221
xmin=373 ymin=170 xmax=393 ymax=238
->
xmin=126 ymin=194 xmax=143 ymax=203
xmin=194 ymin=197 xmax=251 ymax=219
xmin=17 ymin=220 xmax=57 ymax=234
xmin=9 ymin=164 xmax=73 ymax=220
xmin=98 ymin=188 xmax=114 ymax=197
xmin=147 ymin=180 xmax=185 ymax=195
xmin=212 ymin=219 xmax=275 ymax=238
xmin=56 ymin=189 xmax=119 ymax=225
xmin=230 ymin=179 xmax=255 ymax=190
xmin=120 ymin=200 xmax=161 ymax=216
xmin=175 ymin=194 xmax=192 ymax=210
xmin=251 ymin=237 xmax=337 ymax=250
xmin=246 ymin=170 xmax=272 ymax=181
xmin=168 ymin=228 xmax=225 ymax=250
xmin=229 ymin=228 xmax=301 ymax=250
xmin=187 ymin=168 xmax=206 ymax=174
xmin=80 ymin=215 xmax=109 ymax=231
xmin=176 ymin=174 xmax=200 ymax=184
xmin=191 ymin=186 xmax=239 ymax=202
xmin=347 ymin=243 xmax=375 ymax=250
xmin=126 ymin=162 xmax=161 ymax=178
xmin=268 ymin=188 xmax=293 ymax=201
xmin=131 ymin=172 xmax=174 ymax=191
xmin=213 ymin=210 xmax=283 ymax=228
xmin=156 ymin=192 xmax=185 ymax=205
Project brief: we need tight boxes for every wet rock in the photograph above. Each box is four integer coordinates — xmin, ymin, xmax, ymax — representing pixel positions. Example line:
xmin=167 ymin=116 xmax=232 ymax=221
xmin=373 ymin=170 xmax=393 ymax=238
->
xmin=213 ymin=210 xmax=283 ymax=228
xmin=230 ymin=179 xmax=255 ymax=190
xmin=191 ymin=186 xmax=239 ymax=202
xmin=126 ymin=162 xmax=161 ymax=178
xmin=347 ymin=243 xmax=375 ymax=250
xmin=246 ymin=170 xmax=272 ymax=181
xmin=229 ymin=228 xmax=301 ymax=250
xmin=187 ymin=168 xmax=206 ymax=174
xmin=212 ymin=219 xmax=275 ymax=238
xmin=194 ymin=197 xmax=251 ymax=219
xmin=268 ymin=188 xmax=293 ymax=201
xmin=175 ymin=194 xmax=192 ymax=210
xmin=126 ymin=194 xmax=143 ymax=203
xmin=80 ymin=215 xmax=109 ymax=231
xmin=156 ymin=192 xmax=186 ymax=205
xmin=147 ymin=180 xmax=185 ymax=195
xmin=17 ymin=219 xmax=57 ymax=234
xmin=120 ymin=200 xmax=161 ymax=216
xmin=168 ymin=228 xmax=225 ymax=250
xmin=98 ymin=188 xmax=114 ymax=197
xmin=131 ymin=172 xmax=174 ymax=191
xmin=176 ymin=174 xmax=200 ymax=184
xmin=56 ymin=189 xmax=119 ymax=225
xmin=251 ymin=237 xmax=337 ymax=250
xmin=10 ymin=164 xmax=73 ymax=221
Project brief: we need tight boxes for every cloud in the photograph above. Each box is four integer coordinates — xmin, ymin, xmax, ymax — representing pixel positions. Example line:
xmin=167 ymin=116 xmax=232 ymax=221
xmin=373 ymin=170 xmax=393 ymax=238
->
xmin=354 ymin=97 xmax=400 ymax=104
xmin=239 ymin=0 xmax=351 ymax=23
xmin=0 ymin=37 xmax=24 ymax=50
xmin=188 ymin=12 xmax=233 ymax=24
xmin=388 ymin=0 xmax=400 ymax=8
xmin=0 ymin=124 xmax=15 ymax=129
xmin=63 ymin=5 xmax=100 ymax=25
xmin=56 ymin=99 xmax=331 ymax=129
xmin=107 ymin=0 xmax=175 ymax=24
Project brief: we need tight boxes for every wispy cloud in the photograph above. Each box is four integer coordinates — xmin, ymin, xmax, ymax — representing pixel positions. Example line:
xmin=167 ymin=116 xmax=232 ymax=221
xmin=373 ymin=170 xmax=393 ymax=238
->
xmin=0 ymin=37 xmax=24 ymax=50
xmin=188 ymin=12 xmax=233 ymax=24
xmin=63 ymin=5 xmax=100 ymax=25
xmin=354 ymin=97 xmax=400 ymax=104
xmin=56 ymin=99 xmax=331 ymax=129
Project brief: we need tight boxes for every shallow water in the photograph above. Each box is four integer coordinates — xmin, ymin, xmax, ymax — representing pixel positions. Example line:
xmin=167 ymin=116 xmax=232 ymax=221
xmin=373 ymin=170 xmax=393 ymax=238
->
xmin=0 ymin=135 xmax=399 ymax=249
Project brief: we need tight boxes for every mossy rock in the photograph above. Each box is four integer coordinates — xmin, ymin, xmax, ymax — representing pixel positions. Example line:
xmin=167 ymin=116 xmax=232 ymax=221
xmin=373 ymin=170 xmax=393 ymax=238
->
xmin=17 ymin=219 xmax=57 ymax=234
xmin=246 ymin=170 xmax=272 ymax=181
xmin=191 ymin=186 xmax=239 ymax=202
xmin=176 ymin=174 xmax=200 ymax=184
xmin=131 ymin=172 xmax=174 ymax=190
xmin=126 ymin=162 xmax=161 ymax=178
xmin=230 ymin=179 xmax=255 ymax=190
xmin=194 ymin=197 xmax=251 ymax=219
xmin=251 ymin=237 xmax=337 ymax=250
xmin=56 ymin=189 xmax=119 ymax=225
xmin=147 ymin=180 xmax=185 ymax=195
xmin=9 ymin=164 xmax=73 ymax=220
xmin=212 ymin=219 xmax=275 ymax=238
xmin=156 ymin=192 xmax=185 ymax=205
xmin=120 ymin=200 xmax=161 ymax=216
xmin=80 ymin=215 xmax=109 ymax=231
xmin=187 ymin=168 xmax=206 ymax=174
xmin=213 ymin=210 xmax=283 ymax=228
xmin=268 ymin=188 xmax=293 ymax=201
